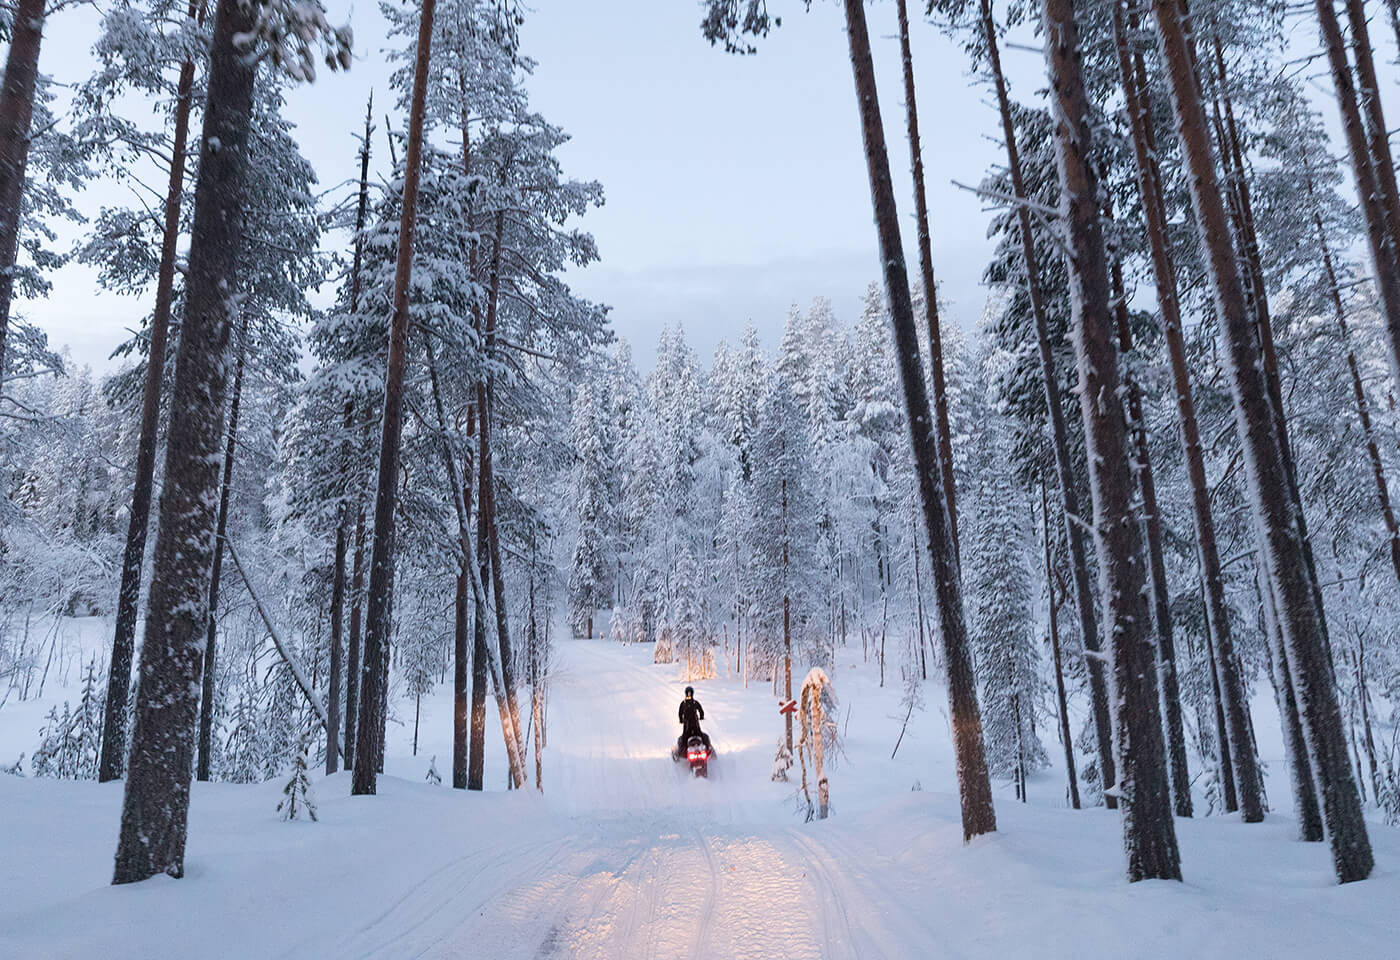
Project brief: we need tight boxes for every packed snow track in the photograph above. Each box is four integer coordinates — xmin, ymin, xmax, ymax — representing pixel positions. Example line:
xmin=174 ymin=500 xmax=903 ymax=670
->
xmin=4 ymin=637 xmax=1399 ymax=960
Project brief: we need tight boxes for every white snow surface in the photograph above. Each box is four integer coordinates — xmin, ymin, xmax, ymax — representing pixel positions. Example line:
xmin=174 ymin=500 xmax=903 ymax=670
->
xmin=3 ymin=632 xmax=1400 ymax=959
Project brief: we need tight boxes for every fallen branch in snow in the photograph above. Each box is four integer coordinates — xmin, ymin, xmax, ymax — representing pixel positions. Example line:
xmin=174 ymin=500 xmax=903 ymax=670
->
xmin=225 ymin=537 xmax=331 ymax=733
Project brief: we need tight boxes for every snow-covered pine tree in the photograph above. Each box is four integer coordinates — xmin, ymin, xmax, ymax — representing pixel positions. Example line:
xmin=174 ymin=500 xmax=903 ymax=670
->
xmin=965 ymin=348 xmax=1045 ymax=790
xmin=749 ymin=373 xmax=819 ymax=748
xmin=569 ymin=382 xmax=613 ymax=638
xmin=277 ymin=740 xmax=318 ymax=822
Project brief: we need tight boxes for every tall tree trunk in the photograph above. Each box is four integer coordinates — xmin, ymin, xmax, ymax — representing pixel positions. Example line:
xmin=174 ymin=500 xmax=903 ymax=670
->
xmin=784 ymin=476 xmax=793 ymax=752
xmin=0 ymin=0 xmax=45 ymax=375
xmin=1149 ymin=0 xmax=1372 ymax=882
xmin=325 ymin=513 xmax=346 ymax=776
xmin=1112 ymin=4 xmax=1264 ymax=822
xmin=1108 ymin=238 xmax=1192 ymax=818
xmin=895 ymin=0 xmax=958 ymax=559
xmin=841 ymin=0 xmax=996 ymax=842
xmin=195 ymin=324 xmax=246 ymax=782
xmin=468 ymin=465 xmax=489 ymax=790
xmin=479 ymin=205 xmax=527 ymax=782
xmin=1040 ymin=0 xmax=1180 ymax=881
xmin=352 ymin=0 xmax=439 ymax=797
xmin=99 ymin=0 xmax=205 ymax=784
xmin=1043 ymin=483 xmax=1080 ymax=810
xmin=1260 ymin=568 xmax=1324 ymax=840
xmin=1314 ymin=0 xmax=1400 ymax=388
xmin=982 ymin=0 xmax=1116 ymax=807
xmin=324 ymin=100 xmax=373 ymax=778
xmin=112 ymin=0 xmax=256 ymax=884
xmin=344 ymin=507 xmax=365 ymax=772
xmin=1344 ymin=0 xmax=1400 ymax=277
xmin=453 ymin=407 xmax=476 ymax=790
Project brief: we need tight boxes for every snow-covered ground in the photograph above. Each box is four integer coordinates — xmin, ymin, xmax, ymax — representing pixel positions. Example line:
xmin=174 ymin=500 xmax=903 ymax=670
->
xmin=3 ymin=631 xmax=1399 ymax=959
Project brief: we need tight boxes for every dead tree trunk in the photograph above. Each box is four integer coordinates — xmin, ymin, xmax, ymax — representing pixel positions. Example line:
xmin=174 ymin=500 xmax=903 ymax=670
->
xmin=982 ymin=0 xmax=1116 ymax=807
xmin=842 ymin=0 xmax=996 ymax=842
xmin=352 ymin=0 xmax=439 ymax=797
xmin=1040 ymin=0 xmax=1180 ymax=881
xmin=324 ymin=100 xmax=373 ymax=778
xmin=0 ymin=0 xmax=45 ymax=375
xmin=1043 ymin=483 xmax=1080 ymax=810
xmin=112 ymin=0 xmax=256 ymax=884
xmin=895 ymin=0 xmax=958 ymax=559
xmin=1112 ymin=3 xmax=1264 ymax=822
xmin=1149 ymin=0 xmax=1372 ymax=882
xmin=195 ymin=323 xmax=246 ymax=782
xmin=99 ymin=0 xmax=206 ymax=784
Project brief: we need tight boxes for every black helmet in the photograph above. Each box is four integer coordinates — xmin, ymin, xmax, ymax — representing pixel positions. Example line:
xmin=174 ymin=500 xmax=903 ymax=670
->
xmin=684 ymin=686 xmax=694 ymax=697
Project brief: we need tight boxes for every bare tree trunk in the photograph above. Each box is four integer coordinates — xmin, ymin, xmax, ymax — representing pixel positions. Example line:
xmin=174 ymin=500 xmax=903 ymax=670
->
xmin=99 ymin=0 xmax=206 ymax=784
xmin=1108 ymin=216 xmax=1192 ymax=818
xmin=352 ymin=0 xmax=439 ymax=797
xmin=112 ymin=0 xmax=256 ymax=884
xmin=324 ymin=100 xmax=373 ymax=779
xmin=1040 ymin=0 xmax=1180 ymax=881
xmin=982 ymin=0 xmax=1116 ymax=807
xmin=1113 ymin=3 xmax=1263 ymax=822
xmin=344 ymin=508 xmax=365 ymax=771
xmin=1314 ymin=0 xmax=1400 ymax=388
xmin=1150 ymin=0 xmax=1372 ymax=882
xmin=0 ymin=0 xmax=45 ymax=375
xmin=325 ymin=514 xmax=346 ymax=776
xmin=841 ymin=0 xmax=996 ymax=842
xmin=1043 ymin=483 xmax=1080 ymax=810
xmin=479 ymin=205 xmax=527 ymax=782
xmin=1207 ymin=629 xmax=1238 ymax=812
xmin=1259 ymin=568 xmax=1324 ymax=840
xmin=895 ymin=0 xmax=958 ymax=559
xmin=468 ymin=473 xmax=489 ymax=790
xmin=196 ymin=324 xmax=245 ymax=782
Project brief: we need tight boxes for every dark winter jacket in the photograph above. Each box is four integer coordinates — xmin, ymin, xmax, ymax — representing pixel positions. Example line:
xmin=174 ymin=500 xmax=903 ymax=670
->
xmin=679 ymin=697 xmax=705 ymax=736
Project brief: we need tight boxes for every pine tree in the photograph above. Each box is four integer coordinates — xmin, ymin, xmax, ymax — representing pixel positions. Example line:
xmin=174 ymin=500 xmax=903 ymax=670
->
xmin=277 ymin=741 xmax=318 ymax=822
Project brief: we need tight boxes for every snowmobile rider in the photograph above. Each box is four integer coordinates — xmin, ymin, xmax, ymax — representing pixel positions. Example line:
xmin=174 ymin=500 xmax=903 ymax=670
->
xmin=677 ymin=686 xmax=711 ymax=755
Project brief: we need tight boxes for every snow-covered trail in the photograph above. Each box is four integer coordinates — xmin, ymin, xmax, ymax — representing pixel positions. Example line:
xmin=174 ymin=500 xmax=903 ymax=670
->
xmin=5 ymin=632 xmax=1400 ymax=960
xmin=345 ymin=639 xmax=869 ymax=960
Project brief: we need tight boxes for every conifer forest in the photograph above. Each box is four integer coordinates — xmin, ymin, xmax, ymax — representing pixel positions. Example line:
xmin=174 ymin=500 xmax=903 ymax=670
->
xmin=4 ymin=0 xmax=1400 ymax=955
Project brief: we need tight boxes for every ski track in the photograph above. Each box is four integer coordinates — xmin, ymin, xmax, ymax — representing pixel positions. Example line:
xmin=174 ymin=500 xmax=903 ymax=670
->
xmin=343 ymin=639 xmax=864 ymax=960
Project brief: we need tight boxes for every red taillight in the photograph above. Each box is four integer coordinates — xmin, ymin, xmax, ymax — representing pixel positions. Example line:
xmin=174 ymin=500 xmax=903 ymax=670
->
xmin=688 ymin=750 xmax=705 ymax=761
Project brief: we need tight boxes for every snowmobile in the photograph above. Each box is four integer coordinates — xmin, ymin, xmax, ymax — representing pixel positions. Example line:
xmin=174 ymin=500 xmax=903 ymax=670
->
xmin=676 ymin=734 xmax=710 ymax=778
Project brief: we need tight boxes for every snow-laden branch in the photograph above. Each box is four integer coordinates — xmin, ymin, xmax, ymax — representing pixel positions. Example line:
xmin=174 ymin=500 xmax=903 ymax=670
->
xmin=225 ymin=537 xmax=331 ymax=734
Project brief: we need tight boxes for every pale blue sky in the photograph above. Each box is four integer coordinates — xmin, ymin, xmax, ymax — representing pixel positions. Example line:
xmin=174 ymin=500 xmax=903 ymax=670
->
xmin=29 ymin=1 xmax=1056 ymax=372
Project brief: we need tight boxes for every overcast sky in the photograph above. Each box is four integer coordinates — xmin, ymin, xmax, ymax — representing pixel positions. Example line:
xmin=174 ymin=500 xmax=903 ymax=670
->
xmin=22 ymin=1 xmax=1094 ymax=372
